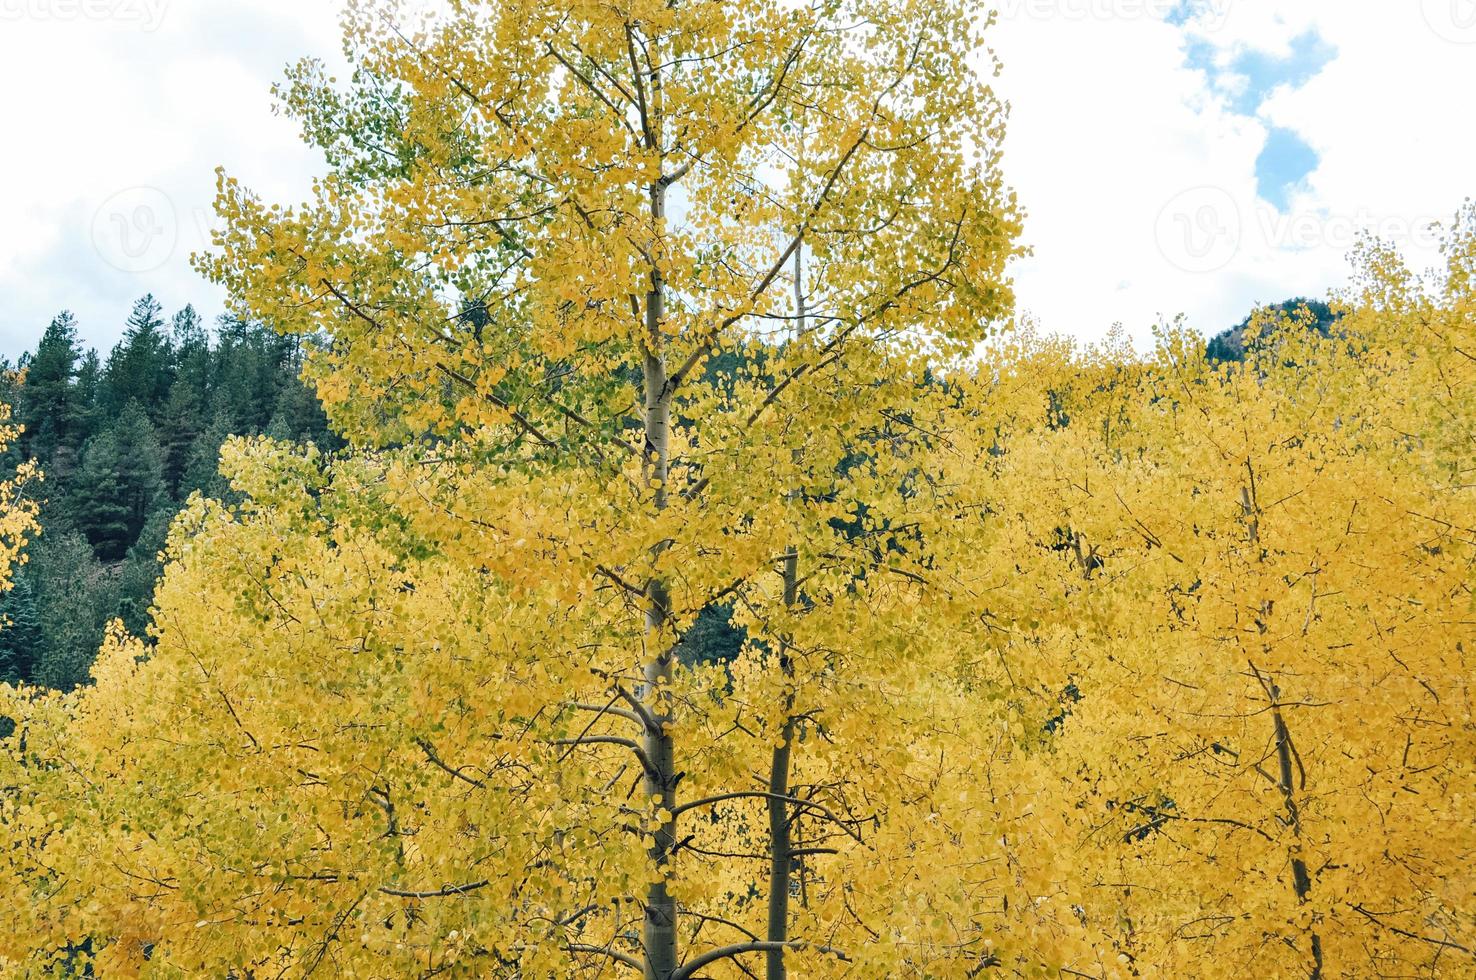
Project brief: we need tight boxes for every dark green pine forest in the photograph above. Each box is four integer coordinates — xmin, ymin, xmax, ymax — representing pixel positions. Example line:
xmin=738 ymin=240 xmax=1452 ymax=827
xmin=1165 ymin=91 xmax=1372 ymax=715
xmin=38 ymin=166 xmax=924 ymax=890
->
xmin=0 ymin=295 xmax=338 ymax=690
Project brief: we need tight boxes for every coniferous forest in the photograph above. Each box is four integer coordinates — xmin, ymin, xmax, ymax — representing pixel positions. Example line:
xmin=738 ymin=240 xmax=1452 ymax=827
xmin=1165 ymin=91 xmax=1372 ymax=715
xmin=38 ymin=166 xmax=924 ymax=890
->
xmin=0 ymin=296 xmax=336 ymax=689
xmin=0 ymin=2 xmax=1471 ymax=978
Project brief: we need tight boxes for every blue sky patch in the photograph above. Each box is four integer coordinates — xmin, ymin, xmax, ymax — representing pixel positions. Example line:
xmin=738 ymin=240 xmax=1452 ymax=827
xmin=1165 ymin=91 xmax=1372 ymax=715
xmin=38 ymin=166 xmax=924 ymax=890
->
xmin=1256 ymin=127 xmax=1320 ymax=212
xmin=1178 ymin=27 xmax=1336 ymax=210
xmin=1181 ymin=30 xmax=1337 ymax=116
xmin=1217 ymin=31 xmax=1338 ymax=116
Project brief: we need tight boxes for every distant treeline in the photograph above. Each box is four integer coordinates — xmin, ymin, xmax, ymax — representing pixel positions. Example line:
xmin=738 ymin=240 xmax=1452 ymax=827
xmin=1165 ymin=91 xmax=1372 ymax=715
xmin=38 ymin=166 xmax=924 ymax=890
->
xmin=0 ymin=295 xmax=338 ymax=689
xmin=0 ymin=292 xmax=1316 ymax=690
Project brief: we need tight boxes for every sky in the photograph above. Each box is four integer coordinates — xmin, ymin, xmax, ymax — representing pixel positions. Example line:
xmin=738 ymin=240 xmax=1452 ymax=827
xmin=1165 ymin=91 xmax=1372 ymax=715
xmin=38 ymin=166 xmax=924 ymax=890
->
xmin=0 ymin=0 xmax=1473 ymax=358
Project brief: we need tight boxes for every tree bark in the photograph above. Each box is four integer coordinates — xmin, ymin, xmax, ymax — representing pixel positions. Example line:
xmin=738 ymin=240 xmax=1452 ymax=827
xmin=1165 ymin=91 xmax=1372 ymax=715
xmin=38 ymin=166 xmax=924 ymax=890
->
xmin=765 ymin=547 xmax=799 ymax=980
xmin=767 ymin=241 xmax=809 ymax=978
xmin=1270 ymin=684 xmax=1323 ymax=979
xmin=640 ymin=174 xmax=680 ymax=980
xmin=1245 ymin=469 xmax=1322 ymax=979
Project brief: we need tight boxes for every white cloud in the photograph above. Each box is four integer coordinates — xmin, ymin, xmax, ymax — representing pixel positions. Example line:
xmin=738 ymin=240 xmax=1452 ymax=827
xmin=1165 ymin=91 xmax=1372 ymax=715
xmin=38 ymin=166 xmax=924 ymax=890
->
xmin=0 ymin=1 xmax=1471 ymax=358
xmin=990 ymin=0 xmax=1476 ymax=346
xmin=0 ymin=0 xmax=343 ymax=357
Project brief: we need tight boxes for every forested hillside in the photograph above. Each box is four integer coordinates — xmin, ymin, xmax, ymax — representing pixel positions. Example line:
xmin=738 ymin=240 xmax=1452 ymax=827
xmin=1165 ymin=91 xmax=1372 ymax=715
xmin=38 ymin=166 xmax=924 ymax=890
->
xmin=0 ymin=295 xmax=336 ymax=688
xmin=1204 ymin=296 xmax=1341 ymax=363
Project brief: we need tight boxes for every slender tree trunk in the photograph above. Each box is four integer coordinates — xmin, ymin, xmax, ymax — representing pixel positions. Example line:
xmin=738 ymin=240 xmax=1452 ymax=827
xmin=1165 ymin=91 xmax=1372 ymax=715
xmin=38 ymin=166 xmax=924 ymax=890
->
xmin=1245 ymin=468 xmax=1321 ymax=979
xmin=1270 ymin=685 xmax=1323 ymax=979
xmin=793 ymin=233 xmax=806 ymax=341
xmin=766 ymin=240 xmax=808 ymax=979
xmin=765 ymin=547 xmax=799 ymax=980
xmin=642 ymin=632 xmax=678 ymax=980
xmin=641 ymin=177 xmax=680 ymax=980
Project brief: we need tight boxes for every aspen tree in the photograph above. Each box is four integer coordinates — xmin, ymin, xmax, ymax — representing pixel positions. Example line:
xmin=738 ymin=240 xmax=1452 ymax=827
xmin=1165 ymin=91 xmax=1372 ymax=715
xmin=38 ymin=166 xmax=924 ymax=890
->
xmin=0 ymin=1 xmax=1022 ymax=976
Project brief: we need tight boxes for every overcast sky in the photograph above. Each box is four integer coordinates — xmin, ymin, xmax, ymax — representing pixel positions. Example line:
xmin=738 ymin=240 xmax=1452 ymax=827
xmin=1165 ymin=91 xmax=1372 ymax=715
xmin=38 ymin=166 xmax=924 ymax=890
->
xmin=1 ymin=0 xmax=1473 ymax=358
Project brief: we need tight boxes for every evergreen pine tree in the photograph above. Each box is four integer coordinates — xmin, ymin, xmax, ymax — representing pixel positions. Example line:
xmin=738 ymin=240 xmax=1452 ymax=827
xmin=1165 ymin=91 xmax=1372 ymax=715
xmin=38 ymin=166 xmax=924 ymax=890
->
xmin=114 ymin=504 xmax=173 ymax=638
xmin=0 ymin=576 xmax=44 ymax=684
xmin=171 ymin=308 xmax=214 ymax=402
xmin=28 ymin=529 xmax=115 ymax=690
xmin=72 ymin=347 xmax=101 ymax=441
xmin=673 ymin=604 xmax=747 ymax=667
xmin=170 ymin=304 xmax=207 ymax=356
xmin=209 ymin=316 xmax=255 ymax=430
xmin=101 ymin=295 xmax=174 ymax=417
xmin=179 ymin=411 xmax=235 ymax=502
xmin=69 ymin=432 xmax=128 ymax=560
xmin=17 ymin=312 xmax=81 ymax=461
xmin=152 ymin=306 xmax=215 ymax=493
xmin=70 ymin=402 xmax=166 ymax=561
xmin=266 ymin=376 xmax=334 ymax=445
xmin=159 ymin=380 xmax=204 ymax=494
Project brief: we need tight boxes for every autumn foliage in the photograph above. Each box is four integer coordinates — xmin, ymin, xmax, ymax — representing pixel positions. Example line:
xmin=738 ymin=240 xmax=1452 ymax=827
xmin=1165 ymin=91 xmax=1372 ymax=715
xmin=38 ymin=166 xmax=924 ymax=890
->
xmin=0 ymin=1 xmax=1472 ymax=977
